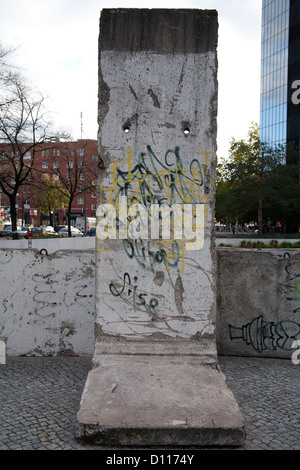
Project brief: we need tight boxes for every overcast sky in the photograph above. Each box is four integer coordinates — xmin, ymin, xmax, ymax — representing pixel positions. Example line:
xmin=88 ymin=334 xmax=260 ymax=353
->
xmin=0 ymin=0 xmax=262 ymax=158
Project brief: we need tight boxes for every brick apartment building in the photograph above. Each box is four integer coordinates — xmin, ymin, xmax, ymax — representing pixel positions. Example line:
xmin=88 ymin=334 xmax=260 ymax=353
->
xmin=0 ymin=139 xmax=100 ymax=228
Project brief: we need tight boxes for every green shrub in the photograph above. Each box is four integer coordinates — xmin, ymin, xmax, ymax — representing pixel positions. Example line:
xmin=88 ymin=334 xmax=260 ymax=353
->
xmin=279 ymin=241 xmax=293 ymax=248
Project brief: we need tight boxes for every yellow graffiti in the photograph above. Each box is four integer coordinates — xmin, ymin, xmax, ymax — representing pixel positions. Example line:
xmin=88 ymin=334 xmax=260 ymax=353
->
xmin=97 ymin=146 xmax=215 ymax=271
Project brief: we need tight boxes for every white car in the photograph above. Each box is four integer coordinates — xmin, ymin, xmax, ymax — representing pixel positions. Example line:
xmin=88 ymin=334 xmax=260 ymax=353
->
xmin=13 ymin=227 xmax=29 ymax=238
xmin=40 ymin=226 xmax=58 ymax=235
xmin=58 ymin=226 xmax=84 ymax=237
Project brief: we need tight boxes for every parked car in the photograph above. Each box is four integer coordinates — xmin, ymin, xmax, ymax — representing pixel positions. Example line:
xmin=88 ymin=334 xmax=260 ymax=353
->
xmin=87 ymin=226 xmax=96 ymax=236
xmin=25 ymin=227 xmax=45 ymax=239
xmin=40 ymin=226 xmax=58 ymax=236
xmin=58 ymin=226 xmax=84 ymax=237
xmin=0 ymin=226 xmax=15 ymax=237
xmin=13 ymin=227 xmax=28 ymax=238
xmin=54 ymin=225 xmax=68 ymax=233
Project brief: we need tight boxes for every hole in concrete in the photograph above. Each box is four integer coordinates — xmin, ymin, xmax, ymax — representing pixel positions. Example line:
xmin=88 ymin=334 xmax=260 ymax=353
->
xmin=123 ymin=121 xmax=131 ymax=133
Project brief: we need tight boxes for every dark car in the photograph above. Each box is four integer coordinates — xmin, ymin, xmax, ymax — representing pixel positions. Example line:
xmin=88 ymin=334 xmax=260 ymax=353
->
xmin=54 ymin=225 xmax=67 ymax=233
xmin=0 ymin=226 xmax=14 ymax=237
xmin=87 ymin=226 xmax=96 ymax=236
xmin=25 ymin=227 xmax=45 ymax=239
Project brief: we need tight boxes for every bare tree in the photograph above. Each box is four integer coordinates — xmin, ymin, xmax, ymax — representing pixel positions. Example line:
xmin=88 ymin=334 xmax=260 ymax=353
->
xmin=0 ymin=44 xmax=52 ymax=237
xmin=44 ymin=139 xmax=100 ymax=236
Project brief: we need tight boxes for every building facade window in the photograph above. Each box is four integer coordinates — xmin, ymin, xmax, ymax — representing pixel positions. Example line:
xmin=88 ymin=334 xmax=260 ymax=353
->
xmin=53 ymin=162 xmax=59 ymax=169
xmin=260 ymin=0 xmax=300 ymax=164
xmin=77 ymin=197 xmax=84 ymax=205
xmin=42 ymin=162 xmax=48 ymax=169
xmin=260 ymin=0 xmax=290 ymax=151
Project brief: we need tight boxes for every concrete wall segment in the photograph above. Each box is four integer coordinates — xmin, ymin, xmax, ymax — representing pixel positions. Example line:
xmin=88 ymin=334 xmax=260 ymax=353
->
xmin=1 ymin=244 xmax=300 ymax=358
xmin=99 ymin=9 xmax=218 ymax=54
xmin=96 ymin=8 xmax=218 ymax=346
xmin=217 ymin=248 xmax=300 ymax=358
xmin=0 ymin=248 xmax=95 ymax=356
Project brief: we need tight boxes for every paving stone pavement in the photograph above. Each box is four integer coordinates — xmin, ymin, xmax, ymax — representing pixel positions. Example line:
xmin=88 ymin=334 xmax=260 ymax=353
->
xmin=0 ymin=355 xmax=299 ymax=451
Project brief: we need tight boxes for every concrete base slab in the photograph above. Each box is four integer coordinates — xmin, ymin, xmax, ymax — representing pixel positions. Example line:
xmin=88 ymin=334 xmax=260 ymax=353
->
xmin=76 ymin=354 xmax=245 ymax=446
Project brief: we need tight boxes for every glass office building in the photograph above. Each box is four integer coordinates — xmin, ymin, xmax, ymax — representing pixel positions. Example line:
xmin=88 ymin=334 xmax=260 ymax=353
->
xmin=260 ymin=0 xmax=290 ymax=151
xmin=260 ymin=0 xmax=300 ymax=163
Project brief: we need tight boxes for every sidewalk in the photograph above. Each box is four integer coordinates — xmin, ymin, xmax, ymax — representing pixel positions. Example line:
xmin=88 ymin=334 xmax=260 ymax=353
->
xmin=0 ymin=355 xmax=299 ymax=450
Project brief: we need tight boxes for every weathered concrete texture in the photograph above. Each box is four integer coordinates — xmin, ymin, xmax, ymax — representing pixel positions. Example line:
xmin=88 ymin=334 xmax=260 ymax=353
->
xmin=2 ymin=245 xmax=300 ymax=359
xmin=96 ymin=7 xmax=218 ymax=343
xmin=99 ymin=8 xmax=218 ymax=54
xmin=76 ymin=355 xmax=245 ymax=446
xmin=217 ymin=248 xmax=300 ymax=358
xmin=76 ymin=8 xmax=245 ymax=447
xmin=0 ymin=249 xmax=95 ymax=356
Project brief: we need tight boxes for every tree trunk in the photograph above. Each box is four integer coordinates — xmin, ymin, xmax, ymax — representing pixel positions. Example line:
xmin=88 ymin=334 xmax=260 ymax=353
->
xmin=258 ymin=198 xmax=263 ymax=236
xmin=10 ymin=195 xmax=18 ymax=239
xmin=67 ymin=199 xmax=73 ymax=237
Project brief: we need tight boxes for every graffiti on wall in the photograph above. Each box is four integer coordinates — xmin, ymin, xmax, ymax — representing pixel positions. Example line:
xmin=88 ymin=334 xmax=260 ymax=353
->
xmin=97 ymin=145 xmax=216 ymax=330
xmin=97 ymin=145 xmax=216 ymax=328
xmin=229 ymin=315 xmax=300 ymax=353
xmin=283 ymin=264 xmax=300 ymax=313
xmin=98 ymin=145 xmax=215 ymax=269
xmin=109 ymin=272 xmax=159 ymax=321
xmin=28 ymin=270 xmax=94 ymax=322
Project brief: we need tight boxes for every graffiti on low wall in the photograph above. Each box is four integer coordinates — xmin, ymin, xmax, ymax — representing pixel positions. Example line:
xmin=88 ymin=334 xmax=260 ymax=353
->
xmin=283 ymin=264 xmax=300 ymax=313
xmin=228 ymin=315 xmax=300 ymax=353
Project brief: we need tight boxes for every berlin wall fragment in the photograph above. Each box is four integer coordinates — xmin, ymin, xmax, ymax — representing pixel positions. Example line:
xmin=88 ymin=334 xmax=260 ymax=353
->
xmin=96 ymin=8 xmax=218 ymax=344
xmin=77 ymin=8 xmax=245 ymax=446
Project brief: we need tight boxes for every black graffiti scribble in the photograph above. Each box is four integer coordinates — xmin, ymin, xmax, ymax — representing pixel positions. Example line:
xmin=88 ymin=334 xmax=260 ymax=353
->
xmin=116 ymin=145 xmax=204 ymax=205
xmin=283 ymin=264 xmax=300 ymax=313
xmin=109 ymin=272 xmax=159 ymax=319
xmin=123 ymin=238 xmax=180 ymax=273
xmin=229 ymin=315 xmax=300 ymax=352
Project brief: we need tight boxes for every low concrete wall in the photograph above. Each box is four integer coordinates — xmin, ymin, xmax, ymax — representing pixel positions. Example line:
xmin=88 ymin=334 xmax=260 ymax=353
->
xmin=0 ymin=236 xmax=96 ymax=253
xmin=1 ymin=241 xmax=300 ymax=358
xmin=0 ymin=247 xmax=95 ymax=356
xmin=217 ymin=248 xmax=300 ymax=359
